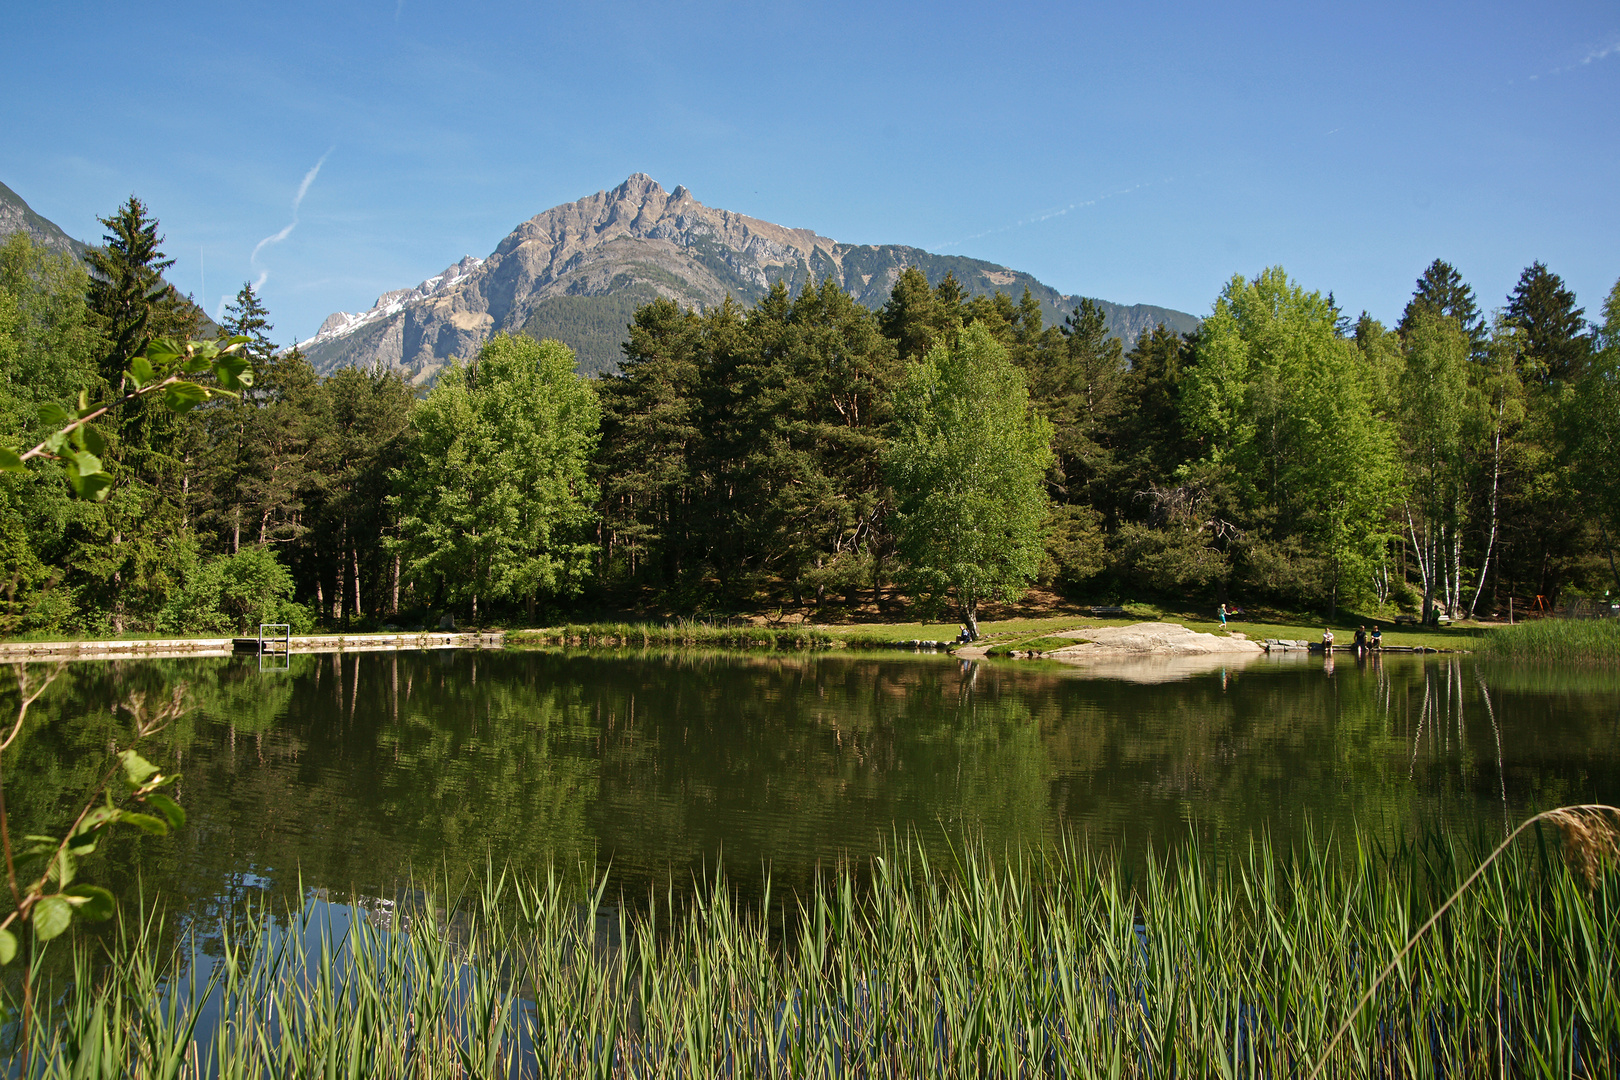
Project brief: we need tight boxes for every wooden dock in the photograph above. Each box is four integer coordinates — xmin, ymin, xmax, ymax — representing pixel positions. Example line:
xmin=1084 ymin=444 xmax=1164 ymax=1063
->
xmin=0 ymin=631 xmax=505 ymax=662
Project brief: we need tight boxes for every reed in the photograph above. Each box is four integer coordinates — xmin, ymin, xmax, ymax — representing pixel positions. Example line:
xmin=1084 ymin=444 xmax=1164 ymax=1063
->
xmin=5 ymin=816 xmax=1617 ymax=1078
xmin=1482 ymin=617 xmax=1620 ymax=664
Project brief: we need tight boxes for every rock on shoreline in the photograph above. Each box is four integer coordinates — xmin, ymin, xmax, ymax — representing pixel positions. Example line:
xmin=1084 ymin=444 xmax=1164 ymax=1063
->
xmin=1047 ymin=622 xmax=1264 ymax=657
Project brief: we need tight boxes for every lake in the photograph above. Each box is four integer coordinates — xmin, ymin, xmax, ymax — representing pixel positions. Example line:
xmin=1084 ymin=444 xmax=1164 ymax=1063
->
xmin=9 ymin=648 xmax=1619 ymax=911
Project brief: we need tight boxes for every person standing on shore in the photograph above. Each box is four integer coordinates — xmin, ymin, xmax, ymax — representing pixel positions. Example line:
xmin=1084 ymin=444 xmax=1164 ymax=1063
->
xmin=1218 ymin=602 xmax=1228 ymax=628
xmin=1322 ymin=628 xmax=1334 ymax=653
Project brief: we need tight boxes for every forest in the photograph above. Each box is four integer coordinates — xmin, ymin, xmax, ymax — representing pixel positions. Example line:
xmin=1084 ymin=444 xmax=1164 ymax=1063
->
xmin=2 ymin=197 xmax=1618 ymax=636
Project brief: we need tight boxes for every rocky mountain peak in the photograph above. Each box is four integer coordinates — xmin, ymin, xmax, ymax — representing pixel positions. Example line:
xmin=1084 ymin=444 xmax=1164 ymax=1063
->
xmin=299 ymin=176 xmax=1200 ymax=383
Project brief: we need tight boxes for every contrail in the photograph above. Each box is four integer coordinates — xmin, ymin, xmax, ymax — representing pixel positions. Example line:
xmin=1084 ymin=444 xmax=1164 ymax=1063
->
xmin=932 ymin=180 xmax=1160 ymax=251
xmin=249 ymin=149 xmax=335 ymax=275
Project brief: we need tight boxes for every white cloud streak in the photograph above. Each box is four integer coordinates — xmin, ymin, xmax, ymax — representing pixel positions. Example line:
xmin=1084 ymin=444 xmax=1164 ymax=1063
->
xmin=248 ymin=149 xmax=335 ymax=282
xmin=1529 ymin=35 xmax=1620 ymax=79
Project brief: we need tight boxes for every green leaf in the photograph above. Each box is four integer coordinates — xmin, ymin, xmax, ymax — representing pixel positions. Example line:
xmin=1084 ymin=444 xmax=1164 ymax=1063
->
xmin=80 ymin=425 xmax=106 ymax=458
xmin=213 ymin=353 xmax=253 ymax=392
xmin=68 ymin=449 xmax=102 ymax=477
xmin=145 ymin=793 xmax=186 ymax=830
xmin=63 ymin=885 xmax=115 ymax=922
xmin=127 ymin=355 xmax=155 ymax=389
xmin=0 ymin=928 xmax=15 ymax=965
xmin=48 ymin=848 xmax=75 ymax=888
xmin=162 ymin=381 xmax=210 ymax=413
xmin=65 ymin=465 xmax=113 ymax=502
xmin=33 ymin=896 xmax=72 ymax=941
xmin=0 ymin=446 xmax=24 ymax=473
xmin=37 ymin=402 xmax=71 ymax=428
xmin=143 ymin=338 xmax=183 ymax=368
xmin=118 ymin=813 xmax=169 ymax=836
xmin=119 ymin=750 xmax=160 ymax=787
xmin=77 ymin=388 xmax=90 ymax=415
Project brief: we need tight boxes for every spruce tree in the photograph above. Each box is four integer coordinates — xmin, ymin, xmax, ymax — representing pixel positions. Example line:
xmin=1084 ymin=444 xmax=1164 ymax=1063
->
xmin=1506 ymin=262 xmax=1590 ymax=385
xmin=84 ymin=197 xmax=191 ymax=395
xmin=1398 ymin=260 xmax=1485 ymax=353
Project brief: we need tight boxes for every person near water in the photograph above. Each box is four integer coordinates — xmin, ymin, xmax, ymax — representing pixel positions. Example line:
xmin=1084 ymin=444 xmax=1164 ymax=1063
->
xmin=1371 ymin=625 xmax=1382 ymax=650
xmin=1218 ymin=602 xmax=1227 ymax=628
xmin=1354 ymin=625 xmax=1367 ymax=653
xmin=1322 ymin=628 xmax=1334 ymax=653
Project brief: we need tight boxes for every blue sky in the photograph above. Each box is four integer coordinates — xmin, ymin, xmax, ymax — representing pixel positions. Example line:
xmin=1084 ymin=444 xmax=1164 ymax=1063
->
xmin=6 ymin=1 xmax=1616 ymax=344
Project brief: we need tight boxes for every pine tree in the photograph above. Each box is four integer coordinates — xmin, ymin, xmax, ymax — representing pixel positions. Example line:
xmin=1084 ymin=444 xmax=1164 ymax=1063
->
xmin=877 ymin=267 xmax=940 ymax=362
xmin=1030 ymin=299 xmax=1126 ymax=507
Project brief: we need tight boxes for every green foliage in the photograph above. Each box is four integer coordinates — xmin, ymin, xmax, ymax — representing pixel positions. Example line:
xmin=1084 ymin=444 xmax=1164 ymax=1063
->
xmin=1181 ymin=267 xmax=1400 ymax=611
xmin=1398 ymin=258 xmax=1485 ymax=353
xmin=158 ymin=544 xmax=311 ymax=635
xmin=885 ymin=323 xmax=1053 ymax=632
xmin=1571 ymin=278 xmax=1620 ymax=561
xmin=1506 ymin=261 xmax=1590 ymax=386
xmin=392 ymin=335 xmax=600 ymax=622
xmin=1041 ymin=503 xmax=1107 ymax=588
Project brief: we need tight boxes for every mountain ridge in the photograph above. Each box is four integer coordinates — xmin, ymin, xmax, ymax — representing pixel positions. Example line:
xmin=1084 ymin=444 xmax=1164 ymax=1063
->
xmin=0 ymin=181 xmax=90 ymax=260
xmin=300 ymin=175 xmax=1201 ymax=380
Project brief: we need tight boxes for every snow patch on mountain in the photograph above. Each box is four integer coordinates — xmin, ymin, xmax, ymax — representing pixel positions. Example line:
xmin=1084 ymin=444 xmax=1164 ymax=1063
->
xmin=298 ymin=255 xmax=483 ymax=350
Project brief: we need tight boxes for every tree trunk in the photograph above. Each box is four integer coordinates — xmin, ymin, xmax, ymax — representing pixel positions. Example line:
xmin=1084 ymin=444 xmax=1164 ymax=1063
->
xmin=1600 ymin=517 xmax=1620 ymax=593
xmin=232 ymin=508 xmax=240 ymax=555
xmin=391 ymin=553 xmax=401 ymax=614
xmin=1408 ymin=505 xmax=1433 ymax=624
xmin=960 ymin=596 xmax=980 ymax=641
xmin=1467 ymin=414 xmax=1503 ymax=619
xmin=316 ymin=578 xmax=325 ymax=625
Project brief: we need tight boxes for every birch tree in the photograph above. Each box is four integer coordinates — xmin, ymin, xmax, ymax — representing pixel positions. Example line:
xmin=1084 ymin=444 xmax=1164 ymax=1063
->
xmin=884 ymin=323 xmax=1052 ymax=638
xmin=1399 ymin=310 xmax=1470 ymax=622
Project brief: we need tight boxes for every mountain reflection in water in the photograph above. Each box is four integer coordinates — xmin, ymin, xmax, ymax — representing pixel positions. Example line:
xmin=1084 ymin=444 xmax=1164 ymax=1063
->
xmin=6 ymin=649 xmax=1617 ymax=915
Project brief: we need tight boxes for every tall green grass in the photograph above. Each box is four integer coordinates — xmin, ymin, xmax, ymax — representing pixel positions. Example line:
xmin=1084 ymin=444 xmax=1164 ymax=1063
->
xmin=1482 ymin=617 xmax=1620 ymax=664
xmin=5 ymin=825 xmax=1616 ymax=1077
xmin=511 ymin=622 xmax=837 ymax=651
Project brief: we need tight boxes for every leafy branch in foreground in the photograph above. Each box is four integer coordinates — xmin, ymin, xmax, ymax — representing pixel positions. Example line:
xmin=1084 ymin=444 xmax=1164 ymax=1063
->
xmin=0 ymin=335 xmax=251 ymax=499
xmin=0 ymin=670 xmax=189 ymax=966
xmin=0 ymin=336 xmax=250 ymax=1064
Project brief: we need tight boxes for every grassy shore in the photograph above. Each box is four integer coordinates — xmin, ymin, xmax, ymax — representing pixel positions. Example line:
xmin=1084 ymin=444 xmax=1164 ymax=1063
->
xmin=0 ymin=604 xmax=1507 ymax=655
xmin=10 ymin=822 xmax=1616 ymax=1077
xmin=1483 ymin=617 xmax=1620 ymax=664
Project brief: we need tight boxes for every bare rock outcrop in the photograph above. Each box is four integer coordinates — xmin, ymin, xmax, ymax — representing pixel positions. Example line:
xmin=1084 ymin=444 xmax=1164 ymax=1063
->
xmin=1047 ymin=622 xmax=1263 ymax=657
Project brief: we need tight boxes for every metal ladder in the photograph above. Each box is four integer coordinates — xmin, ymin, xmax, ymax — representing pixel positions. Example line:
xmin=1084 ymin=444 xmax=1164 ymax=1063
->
xmin=258 ymin=623 xmax=291 ymax=671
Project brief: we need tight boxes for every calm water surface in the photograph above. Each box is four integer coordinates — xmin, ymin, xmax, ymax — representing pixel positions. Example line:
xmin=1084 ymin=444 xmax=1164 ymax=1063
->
xmin=10 ymin=648 xmax=1618 ymax=910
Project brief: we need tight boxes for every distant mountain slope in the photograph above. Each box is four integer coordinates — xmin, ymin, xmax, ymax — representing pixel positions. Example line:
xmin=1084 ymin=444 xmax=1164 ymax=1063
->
xmin=301 ymin=175 xmax=1200 ymax=380
xmin=0 ymin=181 xmax=89 ymax=259
xmin=2 ymin=180 xmax=224 ymax=340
